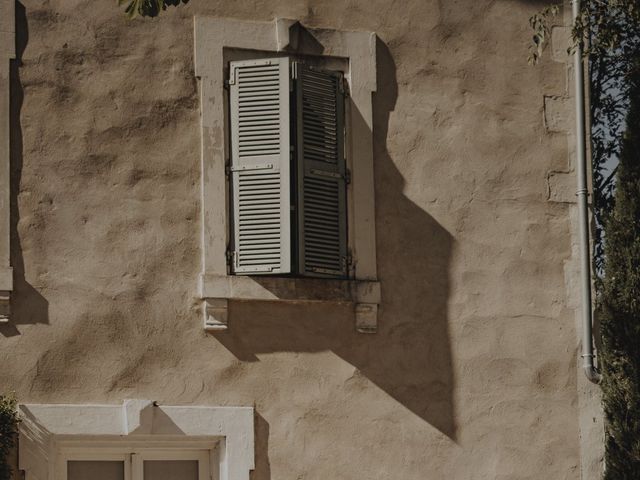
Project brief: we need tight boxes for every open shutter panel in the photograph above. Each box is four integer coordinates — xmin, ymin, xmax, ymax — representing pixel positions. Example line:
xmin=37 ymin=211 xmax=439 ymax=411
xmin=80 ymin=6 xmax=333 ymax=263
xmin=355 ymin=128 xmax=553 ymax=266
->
xmin=229 ymin=58 xmax=291 ymax=274
xmin=294 ymin=63 xmax=348 ymax=278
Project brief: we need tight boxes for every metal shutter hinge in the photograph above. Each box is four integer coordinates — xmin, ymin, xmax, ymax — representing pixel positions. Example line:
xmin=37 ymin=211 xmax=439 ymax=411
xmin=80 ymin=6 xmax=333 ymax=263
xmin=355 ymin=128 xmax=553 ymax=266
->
xmin=345 ymin=168 xmax=352 ymax=184
xmin=226 ymin=250 xmax=237 ymax=267
xmin=341 ymin=250 xmax=353 ymax=271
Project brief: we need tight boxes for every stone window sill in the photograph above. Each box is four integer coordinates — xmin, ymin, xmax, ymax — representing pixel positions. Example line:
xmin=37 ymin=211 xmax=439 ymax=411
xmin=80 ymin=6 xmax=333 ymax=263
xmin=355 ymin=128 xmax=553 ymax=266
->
xmin=199 ymin=275 xmax=381 ymax=333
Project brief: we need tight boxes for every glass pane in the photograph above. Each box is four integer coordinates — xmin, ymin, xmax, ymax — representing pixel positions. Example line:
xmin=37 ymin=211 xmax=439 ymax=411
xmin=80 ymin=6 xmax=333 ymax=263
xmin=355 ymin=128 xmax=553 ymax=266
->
xmin=68 ymin=461 xmax=125 ymax=480
xmin=144 ymin=460 xmax=199 ymax=480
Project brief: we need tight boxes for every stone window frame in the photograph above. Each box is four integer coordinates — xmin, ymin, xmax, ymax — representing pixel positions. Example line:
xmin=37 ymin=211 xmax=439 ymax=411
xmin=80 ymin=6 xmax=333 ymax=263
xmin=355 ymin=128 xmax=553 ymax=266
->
xmin=194 ymin=17 xmax=381 ymax=333
xmin=0 ymin=0 xmax=14 ymax=321
xmin=19 ymin=400 xmax=254 ymax=480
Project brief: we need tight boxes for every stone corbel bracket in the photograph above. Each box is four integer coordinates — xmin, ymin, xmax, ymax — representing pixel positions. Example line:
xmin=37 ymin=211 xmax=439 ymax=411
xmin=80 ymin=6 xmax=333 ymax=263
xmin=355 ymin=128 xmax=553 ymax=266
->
xmin=0 ymin=0 xmax=14 ymax=322
xmin=275 ymin=18 xmax=299 ymax=51
xmin=200 ymin=276 xmax=381 ymax=334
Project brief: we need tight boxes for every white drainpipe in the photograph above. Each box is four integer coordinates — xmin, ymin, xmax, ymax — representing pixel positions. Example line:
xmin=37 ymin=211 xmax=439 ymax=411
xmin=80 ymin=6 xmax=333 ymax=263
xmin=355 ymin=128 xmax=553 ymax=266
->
xmin=572 ymin=0 xmax=601 ymax=384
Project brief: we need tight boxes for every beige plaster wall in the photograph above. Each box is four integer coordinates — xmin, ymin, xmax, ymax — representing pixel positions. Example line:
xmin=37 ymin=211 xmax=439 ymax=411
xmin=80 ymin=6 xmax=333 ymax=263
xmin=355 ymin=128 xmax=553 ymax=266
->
xmin=1 ymin=0 xmax=601 ymax=479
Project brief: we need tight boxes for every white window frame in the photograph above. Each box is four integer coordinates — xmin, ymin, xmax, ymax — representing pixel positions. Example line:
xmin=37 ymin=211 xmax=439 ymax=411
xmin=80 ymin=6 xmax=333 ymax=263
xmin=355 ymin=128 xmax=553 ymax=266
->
xmin=194 ymin=17 xmax=381 ymax=333
xmin=19 ymin=400 xmax=253 ymax=480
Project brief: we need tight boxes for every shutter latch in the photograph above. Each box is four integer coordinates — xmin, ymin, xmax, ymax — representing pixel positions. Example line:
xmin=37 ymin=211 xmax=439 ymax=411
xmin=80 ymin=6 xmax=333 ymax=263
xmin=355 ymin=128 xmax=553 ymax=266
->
xmin=343 ymin=249 xmax=354 ymax=271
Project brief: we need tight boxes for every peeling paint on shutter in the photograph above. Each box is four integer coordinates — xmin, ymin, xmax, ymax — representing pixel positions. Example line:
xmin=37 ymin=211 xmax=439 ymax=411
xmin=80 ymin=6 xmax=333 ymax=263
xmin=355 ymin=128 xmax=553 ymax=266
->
xmin=294 ymin=63 xmax=347 ymax=278
xmin=229 ymin=58 xmax=291 ymax=274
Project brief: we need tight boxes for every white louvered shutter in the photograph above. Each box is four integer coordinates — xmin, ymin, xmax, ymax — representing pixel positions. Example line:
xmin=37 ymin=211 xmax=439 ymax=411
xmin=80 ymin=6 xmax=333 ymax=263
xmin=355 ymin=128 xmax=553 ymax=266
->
xmin=293 ymin=63 xmax=348 ymax=278
xmin=229 ymin=58 xmax=292 ymax=274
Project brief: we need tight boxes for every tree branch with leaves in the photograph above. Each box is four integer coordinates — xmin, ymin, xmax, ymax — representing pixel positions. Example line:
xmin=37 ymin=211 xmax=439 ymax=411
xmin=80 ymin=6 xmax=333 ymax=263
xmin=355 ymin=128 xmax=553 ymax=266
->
xmin=530 ymin=0 xmax=640 ymax=276
xmin=118 ymin=0 xmax=190 ymax=18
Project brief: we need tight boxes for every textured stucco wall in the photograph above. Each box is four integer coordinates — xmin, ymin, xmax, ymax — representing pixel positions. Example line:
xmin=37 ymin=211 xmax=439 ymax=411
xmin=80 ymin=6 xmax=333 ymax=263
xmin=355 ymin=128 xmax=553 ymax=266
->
xmin=1 ymin=0 xmax=601 ymax=478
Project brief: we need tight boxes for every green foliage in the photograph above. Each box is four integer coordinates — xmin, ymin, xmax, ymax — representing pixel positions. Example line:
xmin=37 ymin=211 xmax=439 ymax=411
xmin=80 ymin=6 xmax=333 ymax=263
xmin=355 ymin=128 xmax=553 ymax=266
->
xmin=531 ymin=3 xmax=640 ymax=476
xmin=530 ymin=0 xmax=640 ymax=276
xmin=586 ymin=1 xmax=640 ymax=276
xmin=599 ymin=63 xmax=640 ymax=479
xmin=118 ymin=0 xmax=189 ymax=19
xmin=0 ymin=395 xmax=17 ymax=480
xmin=530 ymin=1 xmax=640 ymax=65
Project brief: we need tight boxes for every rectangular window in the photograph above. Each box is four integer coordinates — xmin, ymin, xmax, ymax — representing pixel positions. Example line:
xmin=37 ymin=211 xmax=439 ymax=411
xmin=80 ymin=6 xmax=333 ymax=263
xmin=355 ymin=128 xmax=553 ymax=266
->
xmin=228 ymin=57 xmax=348 ymax=278
xmin=61 ymin=450 xmax=210 ymax=480
xmin=68 ymin=460 xmax=126 ymax=480
xmin=143 ymin=460 xmax=198 ymax=480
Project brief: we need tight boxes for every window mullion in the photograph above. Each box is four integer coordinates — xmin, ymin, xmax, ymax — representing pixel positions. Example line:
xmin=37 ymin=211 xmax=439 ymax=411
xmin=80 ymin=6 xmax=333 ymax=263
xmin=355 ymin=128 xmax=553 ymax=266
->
xmin=130 ymin=453 xmax=142 ymax=480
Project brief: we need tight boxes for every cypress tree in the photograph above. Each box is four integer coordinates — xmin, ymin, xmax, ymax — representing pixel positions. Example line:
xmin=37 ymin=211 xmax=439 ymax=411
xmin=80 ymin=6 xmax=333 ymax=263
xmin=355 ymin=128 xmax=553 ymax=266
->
xmin=600 ymin=63 xmax=640 ymax=479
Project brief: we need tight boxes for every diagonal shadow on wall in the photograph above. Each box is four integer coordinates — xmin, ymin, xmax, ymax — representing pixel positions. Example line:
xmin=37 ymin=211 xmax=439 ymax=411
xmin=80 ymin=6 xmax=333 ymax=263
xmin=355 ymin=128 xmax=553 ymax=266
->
xmin=0 ymin=2 xmax=49 ymax=338
xmin=212 ymin=38 xmax=455 ymax=442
